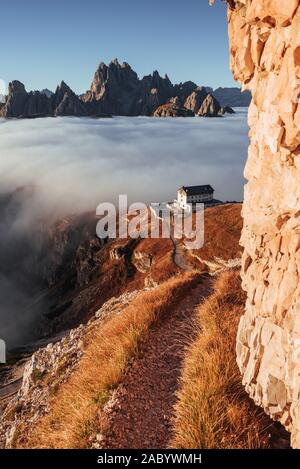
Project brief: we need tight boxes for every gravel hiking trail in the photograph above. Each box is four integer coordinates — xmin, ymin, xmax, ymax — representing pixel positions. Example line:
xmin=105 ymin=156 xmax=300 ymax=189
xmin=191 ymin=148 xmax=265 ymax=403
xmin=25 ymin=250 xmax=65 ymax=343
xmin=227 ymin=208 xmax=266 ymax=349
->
xmin=99 ymin=277 xmax=212 ymax=449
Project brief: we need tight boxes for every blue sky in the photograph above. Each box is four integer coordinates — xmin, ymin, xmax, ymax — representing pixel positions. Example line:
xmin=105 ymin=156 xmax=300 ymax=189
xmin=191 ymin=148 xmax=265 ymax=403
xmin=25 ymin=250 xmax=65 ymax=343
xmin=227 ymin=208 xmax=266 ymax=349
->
xmin=0 ymin=0 xmax=236 ymax=94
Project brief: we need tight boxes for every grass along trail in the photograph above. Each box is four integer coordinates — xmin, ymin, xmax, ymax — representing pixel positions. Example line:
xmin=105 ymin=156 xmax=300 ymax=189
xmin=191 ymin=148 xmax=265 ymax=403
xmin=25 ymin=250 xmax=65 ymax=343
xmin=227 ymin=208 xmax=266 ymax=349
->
xmin=97 ymin=278 xmax=211 ymax=449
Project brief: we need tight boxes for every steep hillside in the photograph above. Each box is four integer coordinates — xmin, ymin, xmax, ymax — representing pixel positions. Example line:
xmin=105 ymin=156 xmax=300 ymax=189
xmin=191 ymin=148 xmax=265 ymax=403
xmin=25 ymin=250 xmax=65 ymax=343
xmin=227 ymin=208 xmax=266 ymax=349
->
xmin=0 ymin=192 xmax=242 ymax=351
xmin=0 ymin=201 xmax=280 ymax=449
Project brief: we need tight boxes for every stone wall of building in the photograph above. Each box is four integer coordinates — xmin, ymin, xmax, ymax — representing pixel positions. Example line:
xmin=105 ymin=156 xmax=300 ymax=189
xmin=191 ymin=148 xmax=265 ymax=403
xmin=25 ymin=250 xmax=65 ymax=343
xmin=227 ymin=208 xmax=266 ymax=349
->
xmin=219 ymin=0 xmax=300 ymax=447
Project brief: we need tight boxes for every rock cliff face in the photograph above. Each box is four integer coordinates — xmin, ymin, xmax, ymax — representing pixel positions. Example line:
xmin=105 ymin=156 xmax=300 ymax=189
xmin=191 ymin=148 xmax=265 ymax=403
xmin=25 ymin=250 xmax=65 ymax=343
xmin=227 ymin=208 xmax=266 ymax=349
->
xmin=0 ymin=60 xmax=234 ymax=118
xmin=0 ymin=202 xmax=243 ymax=448
xmin=0 ymin=80 xmax=87 ymax=118
xmin=53 ymin=81 xmax=89 ymax=117
xmin=184 ymin=87 xmax=209 ymax=114
xmin=220 ymin=0 xmax=300 ymax=447
xmin=2 ymin=81 xmax=53 ymax=118
xmin=82 ymin=58 xmax=233 ymax=117
xmin=153 ymin=98 xmax=195 ymax=117
xmin=197 ymin=93 xmax=221 ymax=117
xmin=211 ymin=87 xmax=252 ymax=107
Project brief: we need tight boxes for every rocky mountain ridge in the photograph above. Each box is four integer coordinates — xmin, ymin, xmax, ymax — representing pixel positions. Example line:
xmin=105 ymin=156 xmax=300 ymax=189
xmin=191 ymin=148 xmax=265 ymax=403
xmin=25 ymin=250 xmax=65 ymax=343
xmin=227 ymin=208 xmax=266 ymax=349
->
xmin=206 ymin=86 xmax=251 ymax=107
xmin=0 ymin=59 xmax=238 ymax=119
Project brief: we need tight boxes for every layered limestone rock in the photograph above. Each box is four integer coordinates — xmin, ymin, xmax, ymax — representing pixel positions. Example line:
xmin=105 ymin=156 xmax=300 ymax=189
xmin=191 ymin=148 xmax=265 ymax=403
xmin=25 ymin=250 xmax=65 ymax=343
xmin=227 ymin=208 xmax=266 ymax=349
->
xmin=219 ymin=0 xmax=300 ymax=448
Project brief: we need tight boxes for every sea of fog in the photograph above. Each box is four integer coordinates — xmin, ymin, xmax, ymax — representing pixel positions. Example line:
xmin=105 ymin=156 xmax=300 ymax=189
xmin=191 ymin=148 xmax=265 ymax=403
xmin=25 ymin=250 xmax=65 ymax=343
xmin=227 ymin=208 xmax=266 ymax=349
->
xmin=0 ymin=109 xmax=249 ymax=215
xmin=0 ymin=108 xmax=249 ymax=347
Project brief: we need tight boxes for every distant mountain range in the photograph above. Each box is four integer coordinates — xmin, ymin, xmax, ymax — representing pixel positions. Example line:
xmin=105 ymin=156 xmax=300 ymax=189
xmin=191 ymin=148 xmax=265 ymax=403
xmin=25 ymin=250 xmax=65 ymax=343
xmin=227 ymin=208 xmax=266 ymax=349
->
xmin=206 ymin=87 xmax=251 ymax=107
xmin=0 ymin=59 xmax=251 ymax=119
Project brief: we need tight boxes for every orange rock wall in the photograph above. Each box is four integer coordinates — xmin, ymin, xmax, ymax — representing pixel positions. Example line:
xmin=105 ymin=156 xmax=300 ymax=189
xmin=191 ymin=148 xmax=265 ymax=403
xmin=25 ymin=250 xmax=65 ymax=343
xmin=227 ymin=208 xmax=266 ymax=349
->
xmin=222 ymin=0 xmax=300 ymax=447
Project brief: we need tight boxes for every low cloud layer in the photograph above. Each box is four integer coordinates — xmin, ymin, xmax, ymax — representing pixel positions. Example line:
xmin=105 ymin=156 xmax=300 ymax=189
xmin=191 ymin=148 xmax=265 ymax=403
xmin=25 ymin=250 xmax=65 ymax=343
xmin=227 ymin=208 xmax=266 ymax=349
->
xmin=0 ymin=111 xmax=248 ymax=347
xmin=0 ymin=110 xmax=248 ymax=214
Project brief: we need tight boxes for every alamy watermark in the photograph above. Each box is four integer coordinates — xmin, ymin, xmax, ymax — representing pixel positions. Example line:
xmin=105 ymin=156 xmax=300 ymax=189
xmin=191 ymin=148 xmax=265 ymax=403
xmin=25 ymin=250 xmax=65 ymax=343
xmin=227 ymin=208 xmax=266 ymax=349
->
xmin=96 ymin=195 xmax=204 ymax=250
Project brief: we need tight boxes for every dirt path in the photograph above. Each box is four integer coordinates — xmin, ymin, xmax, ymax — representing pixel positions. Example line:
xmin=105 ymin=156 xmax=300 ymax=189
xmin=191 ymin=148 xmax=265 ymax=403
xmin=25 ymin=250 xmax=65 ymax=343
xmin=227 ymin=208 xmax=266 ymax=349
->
xmin=99 ymin=278 xmax=211 ymax=449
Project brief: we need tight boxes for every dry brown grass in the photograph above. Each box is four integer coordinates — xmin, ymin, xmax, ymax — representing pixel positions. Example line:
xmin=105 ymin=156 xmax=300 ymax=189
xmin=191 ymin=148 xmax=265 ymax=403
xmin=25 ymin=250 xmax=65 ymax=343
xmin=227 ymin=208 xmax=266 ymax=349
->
xmin=192 ymin=203 xmax=243 ymax=261
xmin=18 ymin=271 xmax=202 ymax=449
xmin=172 ymin=270 xmax=273 ymax=449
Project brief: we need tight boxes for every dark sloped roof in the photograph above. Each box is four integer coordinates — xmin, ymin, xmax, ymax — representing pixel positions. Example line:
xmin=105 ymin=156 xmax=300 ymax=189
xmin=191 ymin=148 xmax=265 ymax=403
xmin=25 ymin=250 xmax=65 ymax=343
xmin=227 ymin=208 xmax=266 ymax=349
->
xmin=180 ymin=185 xmax=214 ymax=195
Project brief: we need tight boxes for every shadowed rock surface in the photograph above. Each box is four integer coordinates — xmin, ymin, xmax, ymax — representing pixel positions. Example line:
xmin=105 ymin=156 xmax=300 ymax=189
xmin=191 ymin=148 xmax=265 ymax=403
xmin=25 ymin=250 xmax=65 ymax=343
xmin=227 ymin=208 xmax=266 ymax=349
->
xmin=184 ymin=87 xmax=209 ymax=114
xmin=197 ymin=93 xmax=222 ymax=117
xmin=153 ymin=99 xmax=194 ymax=117
xmin=209 ymin=87 xmax=251 ymax=107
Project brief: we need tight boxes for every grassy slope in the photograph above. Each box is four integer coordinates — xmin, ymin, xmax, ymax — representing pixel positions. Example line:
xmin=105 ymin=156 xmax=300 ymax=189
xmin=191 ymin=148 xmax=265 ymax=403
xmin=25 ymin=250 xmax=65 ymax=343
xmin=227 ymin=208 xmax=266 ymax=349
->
xmin=18 ymin=272 xmax=203 ymax=448
xmin=172 ymin=270 xmax=273 ymax=449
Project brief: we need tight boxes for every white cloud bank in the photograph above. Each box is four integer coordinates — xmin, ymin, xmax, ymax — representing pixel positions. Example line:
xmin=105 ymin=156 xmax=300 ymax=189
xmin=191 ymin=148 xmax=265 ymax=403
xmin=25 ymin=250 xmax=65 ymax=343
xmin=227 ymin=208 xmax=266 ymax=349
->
xmin=0 ymin=110 xmax=249 ymax=347
xmin=0 ymin=110 xmax=249 ymax=216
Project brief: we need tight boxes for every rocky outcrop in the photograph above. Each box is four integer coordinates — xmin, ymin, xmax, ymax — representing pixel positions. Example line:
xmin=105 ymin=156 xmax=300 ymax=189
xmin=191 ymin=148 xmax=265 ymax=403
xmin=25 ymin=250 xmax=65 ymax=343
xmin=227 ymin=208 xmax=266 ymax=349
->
xmin=197 ymin=93 xmax=222 ymax=117
xmin=82 ymin=59 xmax=142 ymax=115
xmin=0 ymin=200 xmax=245 ymax=447
xmin=184 ymin=87 xmax=208 ymax=114
xmin=2 ymin=81 xmax=29 ymax=117
xmin=152 ymin=87 xmax=233 ymax=118
xmin=40 ymin=89 xmax=53 ymax=98
xmin=0 ymin=60 xmax=235 ymax=119
xmin=53 ymin=81 xmax=89 ymax=117
xmin=219 ymin=0 xmax=300 ymax=448
xmin=84 ymin=59 xmax=233 ymax=117
xmin=153 ymin=99 xmax=194 ymax=117
xmin=0 ymin=289 xmax=141 ymax=448
xmin=0 ymin=80 xmax=87 ymax=118
xmin=132 ymin=251 xmax=153 ymax=273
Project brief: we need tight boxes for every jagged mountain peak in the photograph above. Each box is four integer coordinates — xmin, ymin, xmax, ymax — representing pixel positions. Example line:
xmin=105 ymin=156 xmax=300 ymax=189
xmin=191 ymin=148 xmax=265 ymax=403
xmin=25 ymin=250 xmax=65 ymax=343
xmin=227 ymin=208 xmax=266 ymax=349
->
xmin=56 ymin=80 xmax=72 ymax=93
xmin=9 ymin=80 xmax=26 ymax=94
xmin=110 ymin=58 xmax=120 ymax=67
xmin=121 ymin=61 xmax=131 ymax=69
xmin=0 ymin=60 xmax=239 ymax=119
xmin=97 ymin=61 xmax=107 ymax=71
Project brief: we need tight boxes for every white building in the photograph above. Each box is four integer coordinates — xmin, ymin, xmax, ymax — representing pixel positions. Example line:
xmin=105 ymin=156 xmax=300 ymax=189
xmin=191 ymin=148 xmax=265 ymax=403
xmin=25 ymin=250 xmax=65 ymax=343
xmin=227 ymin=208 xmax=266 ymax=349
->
xmin=177 ymin=185 xmax=214 ymax=208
